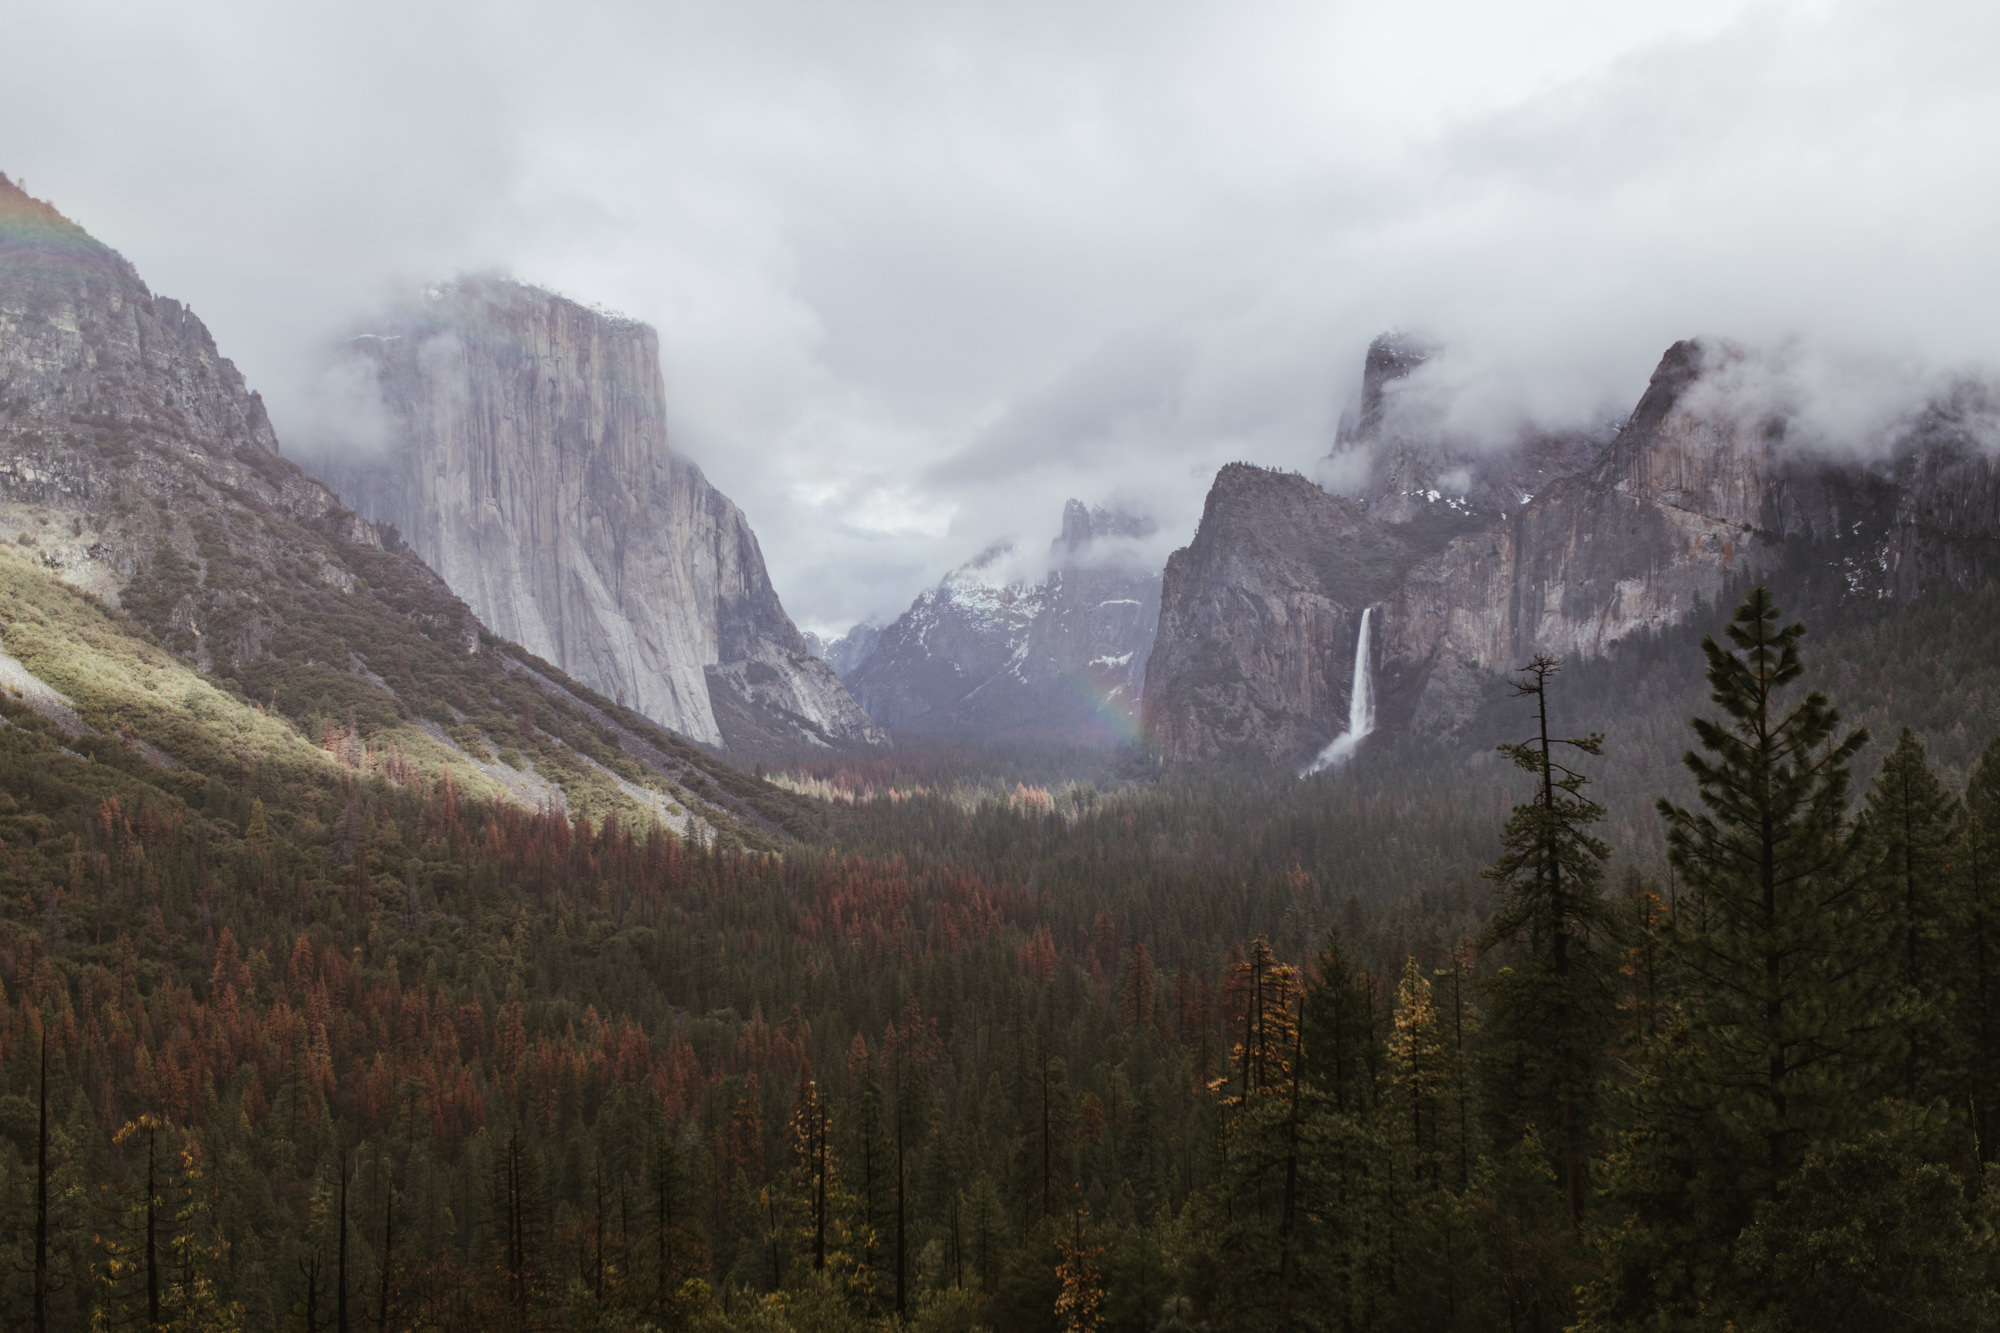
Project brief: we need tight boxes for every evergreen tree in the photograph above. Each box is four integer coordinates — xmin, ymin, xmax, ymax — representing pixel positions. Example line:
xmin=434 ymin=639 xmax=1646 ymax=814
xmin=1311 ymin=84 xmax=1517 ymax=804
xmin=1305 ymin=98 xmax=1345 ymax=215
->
xmin=1479 ymin=654 xmax=1611 ymax=1229
xmin=1299 ymin=931 xmax=1393 ymax=1329
xmin=490 ymin=1127 xmax=548 ymax=1327
xmin=1733 ymin=1128 xmax=1999 ymax=1332
xmin=1463 ymin=1128 xmax=1585 ymax=1333
xmin=1388 ymin=958 xmax=1450 ymax=1192
xmin=91 ymin=1116 xmax=243 ymax=1332
xmin=1222 ymin=939 xmax=1299 ymax=1105
xmin=846 ymin=1044 xmax=893 ymax=1313
xmin=93 ymin=1116 xmax=172 ymax=1333
xmin=1860 ymin=728 xmax=1959 ymax=1102
xmin=1586 ymin=588 xmax=1887 ymax=1325
xmin=1052 ymin=1202 xmax=1107 ymax=1333
xmin=787 ymin=1076 xmax=838 ymax=1277
xmin=1188 ymin=969 xmax=1314 ymax=1332
xmin=1958 ymin=736 xmax=2000 ymax=1162
xmin=1301 ymin=927 xmax=1378 ymax=1117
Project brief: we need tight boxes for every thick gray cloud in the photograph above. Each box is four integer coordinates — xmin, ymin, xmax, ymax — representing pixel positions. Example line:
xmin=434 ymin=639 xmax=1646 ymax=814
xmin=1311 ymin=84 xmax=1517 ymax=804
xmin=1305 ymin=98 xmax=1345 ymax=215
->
xmin=6 ymin=0 xmax=1999 ymax=633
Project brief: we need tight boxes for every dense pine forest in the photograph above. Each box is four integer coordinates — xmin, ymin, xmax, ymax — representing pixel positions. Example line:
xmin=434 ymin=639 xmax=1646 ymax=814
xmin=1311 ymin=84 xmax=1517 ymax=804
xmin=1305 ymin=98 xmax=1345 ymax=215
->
xmin=7 ymin=575 xmax=2000 ymax=1331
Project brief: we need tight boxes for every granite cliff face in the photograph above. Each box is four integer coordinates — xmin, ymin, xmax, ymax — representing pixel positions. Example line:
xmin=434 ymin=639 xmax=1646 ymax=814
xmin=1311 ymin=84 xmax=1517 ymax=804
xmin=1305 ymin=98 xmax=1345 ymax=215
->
xmin=1147 ymin=335 xmax=1996 ymax=768
xmin=1143 ymin=468 xmax=1415 ymax=765
xmin=298 ymin=279 xmax=884 ymax=757
xmin=844 ymin=501 xmax=1161 ymax=743
xmin=0 ymin=173 xmax=815 ymax=839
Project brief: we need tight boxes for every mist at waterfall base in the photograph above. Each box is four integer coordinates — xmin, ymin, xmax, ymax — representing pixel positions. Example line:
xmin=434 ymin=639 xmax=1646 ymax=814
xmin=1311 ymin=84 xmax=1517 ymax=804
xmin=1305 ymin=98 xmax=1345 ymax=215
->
xmin=1302 ymin=608 xmax=1377 ymax=777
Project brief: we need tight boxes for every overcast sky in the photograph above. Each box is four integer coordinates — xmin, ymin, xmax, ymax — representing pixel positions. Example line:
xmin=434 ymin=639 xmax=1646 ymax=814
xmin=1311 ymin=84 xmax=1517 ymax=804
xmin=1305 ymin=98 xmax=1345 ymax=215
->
xmin=7 ymin=0 xmax=2000 ymax=633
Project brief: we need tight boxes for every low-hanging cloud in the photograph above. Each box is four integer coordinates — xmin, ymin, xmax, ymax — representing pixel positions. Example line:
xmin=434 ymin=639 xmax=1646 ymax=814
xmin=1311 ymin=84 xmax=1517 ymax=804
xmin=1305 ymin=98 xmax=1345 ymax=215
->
xmin=7 ymin=0 xmax=2000 ymax=634
xmin=929 ymin=333 xmax=1194 ymax=486
xmin=291 ymin=349 xmax=397 ymax=459
xmin=1678 ymin=340 xmax=2000 ymax=462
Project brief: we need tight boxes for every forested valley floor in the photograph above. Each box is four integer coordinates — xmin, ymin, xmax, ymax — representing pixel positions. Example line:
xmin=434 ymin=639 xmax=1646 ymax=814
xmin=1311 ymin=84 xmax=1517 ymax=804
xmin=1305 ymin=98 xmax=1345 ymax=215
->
xmin=8 ymin=577 xmax=2000 ymax=1330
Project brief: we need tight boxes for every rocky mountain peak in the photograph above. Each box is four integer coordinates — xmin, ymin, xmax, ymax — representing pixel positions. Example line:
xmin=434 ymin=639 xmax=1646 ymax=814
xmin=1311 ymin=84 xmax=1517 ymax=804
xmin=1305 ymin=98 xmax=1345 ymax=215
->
xmin=1 ymin=172 xmax=90 ymax=247
xmin=2 ymin=173 xmax=357 ymax=624
xmin=1627 ymin=337 xmax=1715 ymax=432
xmin=0 ymin=175 xmax=283 ymax=480
xmin=1355 ymin=331 xmax=1435 ymax=439
xmin=1147 ymin=332 xmax=2000 ymax=768
xmin=1341 ymin=330 xmax=1608 ymax=530
xmin=808 ymin=621 xmax=884 ymax=680
xmin=1055 ymin=498 xmax=1156 ymax=556
xmin=1058 ymin=498 xmax=1094 ymax=552
xmin=845 ymin=501 xmax=1162 ymax=744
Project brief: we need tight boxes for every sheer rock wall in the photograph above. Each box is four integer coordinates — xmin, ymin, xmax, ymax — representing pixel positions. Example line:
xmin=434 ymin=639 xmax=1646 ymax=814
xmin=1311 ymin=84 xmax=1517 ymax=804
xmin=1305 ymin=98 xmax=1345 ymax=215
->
xmin=302 ymin=279 xmax=883 ymax=756
xmin=1147 ymin=337 xmax=1989 ymax=767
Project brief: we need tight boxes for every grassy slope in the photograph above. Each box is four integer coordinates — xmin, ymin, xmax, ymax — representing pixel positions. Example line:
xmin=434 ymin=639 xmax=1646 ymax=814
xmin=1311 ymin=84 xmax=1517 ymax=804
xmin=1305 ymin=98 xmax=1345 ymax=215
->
xmin=0 ymin=543 xmax=825 ymax=855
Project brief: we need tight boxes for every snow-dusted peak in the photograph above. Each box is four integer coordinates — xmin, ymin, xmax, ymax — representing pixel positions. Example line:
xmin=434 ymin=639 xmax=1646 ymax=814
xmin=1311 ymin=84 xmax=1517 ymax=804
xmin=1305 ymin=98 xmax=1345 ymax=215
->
xmin=845 ymin=501 xmax=1163 ymax=744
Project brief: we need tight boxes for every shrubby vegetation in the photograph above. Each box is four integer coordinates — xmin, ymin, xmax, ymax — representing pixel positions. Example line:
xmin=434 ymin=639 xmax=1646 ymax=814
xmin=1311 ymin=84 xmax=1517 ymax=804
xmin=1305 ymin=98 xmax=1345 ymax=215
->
xmin=5 ymin=571 xmax=2000 ymax=1329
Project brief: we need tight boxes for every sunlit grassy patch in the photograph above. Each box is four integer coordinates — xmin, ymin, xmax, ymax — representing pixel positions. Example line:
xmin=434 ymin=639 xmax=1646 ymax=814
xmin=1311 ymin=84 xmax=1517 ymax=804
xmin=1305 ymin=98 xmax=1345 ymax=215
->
xmin=0 ymin=546 xmax=705 ymax=831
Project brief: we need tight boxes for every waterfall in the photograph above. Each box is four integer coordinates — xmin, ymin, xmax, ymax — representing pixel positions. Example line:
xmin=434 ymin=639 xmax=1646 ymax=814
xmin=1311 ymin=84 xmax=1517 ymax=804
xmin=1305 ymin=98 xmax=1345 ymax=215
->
xmin=1301 ymin=606 xmax=1375 ymax=776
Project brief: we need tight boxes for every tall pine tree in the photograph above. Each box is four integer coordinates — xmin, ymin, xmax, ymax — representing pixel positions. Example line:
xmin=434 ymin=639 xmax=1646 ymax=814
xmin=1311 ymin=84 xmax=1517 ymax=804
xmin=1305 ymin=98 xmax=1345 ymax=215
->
xmin=1479 ymin=654 xmax=1611 ymax=1229
xmin=1957 ymin=736 xmax=2000 ymax=1161
xmin=1585 ymin=587 xmax=1887 ymax=1326
xmin=1658 ymin=587 xmax=1883 ymax=1186
xmin=1860 ymin=728 xmax=1959 ymax=1102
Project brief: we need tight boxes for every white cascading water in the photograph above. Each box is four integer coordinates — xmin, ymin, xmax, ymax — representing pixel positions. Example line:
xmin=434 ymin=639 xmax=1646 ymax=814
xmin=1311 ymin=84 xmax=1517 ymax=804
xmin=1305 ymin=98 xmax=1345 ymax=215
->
xmin=1301 ymin=606 xmax=1375 ymax=776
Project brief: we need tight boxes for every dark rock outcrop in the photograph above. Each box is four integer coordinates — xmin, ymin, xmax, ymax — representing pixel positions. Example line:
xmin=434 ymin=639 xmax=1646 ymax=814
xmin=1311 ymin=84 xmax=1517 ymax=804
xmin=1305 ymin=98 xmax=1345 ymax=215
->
xmin=1142 ymin=467 xmax=1415 ymax=764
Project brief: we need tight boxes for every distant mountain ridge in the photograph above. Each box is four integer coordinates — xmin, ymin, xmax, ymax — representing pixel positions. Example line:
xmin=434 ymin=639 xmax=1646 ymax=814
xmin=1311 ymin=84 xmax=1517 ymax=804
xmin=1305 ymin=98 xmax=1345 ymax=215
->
xmin=805 ymin=622 xmax=883 ymax=679
xmin=843 ymin=501 xmax=1162 ymax=744
xmin=295 ymin=277 xmax=884 ymax=760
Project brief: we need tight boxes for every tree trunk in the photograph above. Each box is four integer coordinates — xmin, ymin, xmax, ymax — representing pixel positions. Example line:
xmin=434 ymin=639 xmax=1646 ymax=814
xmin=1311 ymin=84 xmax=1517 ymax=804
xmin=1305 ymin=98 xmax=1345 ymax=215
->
xmin=1041 ymin=1050 xmax=1052 ymax=1219
xmin=33 ymin=1029 xmax=48 ymax=1333
xmin=148 ymin=1129 xmax=162 ymax=1331
xmin=337 ymin=1162 xmax=350 ymax=1333
xmin=376 ymin=1171 xmax=394 ymax=1333
xmin=1530 ymin=672 xmax=1584 ymax=1231
xmin=1278 ymin=1013 xmax=1303 ymax=1318
xmin=814 ymin=1106 xmax=827 ymax=1271
xmin=896 ymin=1053 xmax=908 ymax=1319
